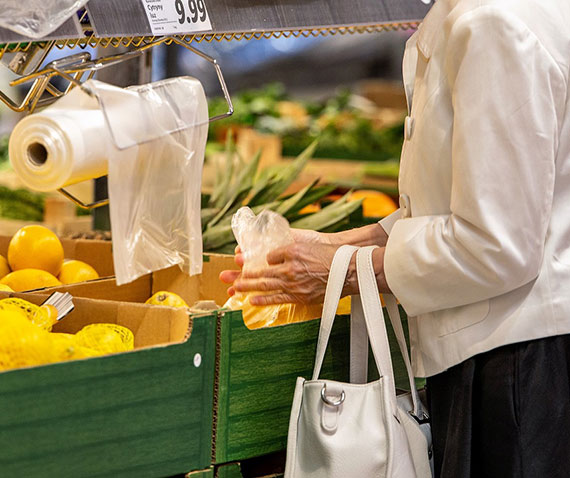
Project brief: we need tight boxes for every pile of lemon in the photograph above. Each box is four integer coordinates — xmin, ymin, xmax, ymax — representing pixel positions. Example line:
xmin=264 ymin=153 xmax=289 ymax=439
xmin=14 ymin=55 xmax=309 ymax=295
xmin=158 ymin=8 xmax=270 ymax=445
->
xmin=0 ymin=297 xmax=134 ymax=372
xmin=0 ymin=225 xmax=100 ymax=292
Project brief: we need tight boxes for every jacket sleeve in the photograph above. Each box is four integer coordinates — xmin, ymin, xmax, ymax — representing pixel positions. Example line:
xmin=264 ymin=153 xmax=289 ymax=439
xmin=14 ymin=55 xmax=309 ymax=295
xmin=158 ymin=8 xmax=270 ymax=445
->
xmin=383 ymin=8 xmax=565 ymax=317
xmin=378 ymin=208 xmax=401 ymax=235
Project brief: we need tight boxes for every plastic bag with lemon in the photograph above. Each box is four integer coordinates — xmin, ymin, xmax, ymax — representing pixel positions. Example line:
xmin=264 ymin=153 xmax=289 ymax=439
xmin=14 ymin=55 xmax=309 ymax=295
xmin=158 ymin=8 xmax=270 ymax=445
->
xmin=224 ymin=207 xmax=351 ymax=329
xmin=0 ymin=297 xmax=134 ymax=372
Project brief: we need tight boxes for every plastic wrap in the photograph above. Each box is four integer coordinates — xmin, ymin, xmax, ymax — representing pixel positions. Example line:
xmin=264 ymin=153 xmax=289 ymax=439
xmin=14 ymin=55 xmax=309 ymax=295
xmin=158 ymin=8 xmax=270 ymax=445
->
xmin=9 ymin=86 xmax=111 ymax=192
xmin=0 ymin=1 xmax=88 ymax=39
xmin=224 ymin=207 xmax=351 ymax=329
xmin=9 ymin=77 xmax=208 ymax=285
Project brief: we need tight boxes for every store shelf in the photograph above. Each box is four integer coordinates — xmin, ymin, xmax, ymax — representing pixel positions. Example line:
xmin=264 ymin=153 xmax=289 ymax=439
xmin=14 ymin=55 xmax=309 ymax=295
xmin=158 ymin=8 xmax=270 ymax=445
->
xmin=0 ymin=0 xmax=430 ymax=44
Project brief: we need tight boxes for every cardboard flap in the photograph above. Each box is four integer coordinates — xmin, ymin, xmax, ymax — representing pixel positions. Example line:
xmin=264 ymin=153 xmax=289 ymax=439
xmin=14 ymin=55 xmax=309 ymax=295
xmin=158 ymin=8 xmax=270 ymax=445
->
xmin=40 ymin=275 xmax=152 ymax=302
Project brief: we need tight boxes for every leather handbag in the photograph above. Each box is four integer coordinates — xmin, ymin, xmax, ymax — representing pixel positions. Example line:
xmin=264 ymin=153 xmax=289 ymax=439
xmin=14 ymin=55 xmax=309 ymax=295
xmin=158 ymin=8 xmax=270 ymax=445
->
xmin=284 ymin=245 xmax=433 ymax=478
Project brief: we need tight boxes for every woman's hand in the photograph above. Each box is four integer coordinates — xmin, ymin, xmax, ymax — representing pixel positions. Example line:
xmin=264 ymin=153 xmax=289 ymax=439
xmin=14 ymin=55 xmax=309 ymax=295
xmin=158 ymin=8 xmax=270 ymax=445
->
xmin=219 ymin=229 xmax=334 ymax=297
xmin=233 ymin=242 xmax=341 ymax=305
xmin=218 ymin=224 xmax=391 ymax=301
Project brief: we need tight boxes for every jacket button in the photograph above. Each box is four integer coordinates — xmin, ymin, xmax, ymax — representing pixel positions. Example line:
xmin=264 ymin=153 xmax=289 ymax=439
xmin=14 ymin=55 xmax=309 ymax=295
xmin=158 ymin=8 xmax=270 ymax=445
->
xmin=399 ymin=194 xmax=411 ymax=218
xmin=404 ymin=116 xmax=415 ymax=141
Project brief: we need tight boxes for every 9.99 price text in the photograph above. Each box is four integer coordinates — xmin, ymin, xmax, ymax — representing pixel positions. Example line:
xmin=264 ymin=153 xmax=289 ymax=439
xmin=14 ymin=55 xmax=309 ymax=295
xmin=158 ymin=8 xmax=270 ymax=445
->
xmin=175 ymin=0 xmax=208 ymax=24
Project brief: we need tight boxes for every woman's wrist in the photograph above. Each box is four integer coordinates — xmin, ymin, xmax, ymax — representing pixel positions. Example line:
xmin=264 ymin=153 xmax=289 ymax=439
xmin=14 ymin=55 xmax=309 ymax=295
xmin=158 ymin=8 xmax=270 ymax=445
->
xmin=342 ymin=246 xmax=390 ymax=296
xmin=329 ymin=223 xmax=388 ymax=247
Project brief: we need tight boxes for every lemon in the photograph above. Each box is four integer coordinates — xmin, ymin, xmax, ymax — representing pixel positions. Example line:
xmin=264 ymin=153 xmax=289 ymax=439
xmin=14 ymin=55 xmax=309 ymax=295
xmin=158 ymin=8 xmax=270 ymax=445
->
xmin=146 ymin=291 xmax=188 ymax=308
xmin=0 ymin=269 xmax=62 ymax=292
xmin=8 ymin=225 xmax=64 ymax=276
xmin=58 ymin=260 xmax=99 ymax=285
xmin=0 ymin=309 xmax=55 ymax=370
xmin=0 ymin=254 xmax=10 ymax=279
xmin=0 ymin=298 xmax=58 ymax=330
xmin=51 ymin=333 xmax=102 ymax=361
xmin=349 ymin=190 xmax=398 ymax=218
xmin=75 ymin=324 xmax=134 ymax=355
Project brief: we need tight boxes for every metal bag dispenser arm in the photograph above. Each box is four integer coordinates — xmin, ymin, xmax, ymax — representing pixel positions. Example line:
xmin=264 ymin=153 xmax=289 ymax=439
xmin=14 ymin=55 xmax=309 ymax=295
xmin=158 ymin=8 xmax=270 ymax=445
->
xmin=0 ymin=0 xmax=430 ymax=209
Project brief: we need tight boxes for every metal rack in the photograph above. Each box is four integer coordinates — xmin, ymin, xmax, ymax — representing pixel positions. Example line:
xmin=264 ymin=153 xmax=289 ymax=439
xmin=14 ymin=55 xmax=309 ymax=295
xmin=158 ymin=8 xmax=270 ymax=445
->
xmin=0 ymin=0 xmax=430 ymax=208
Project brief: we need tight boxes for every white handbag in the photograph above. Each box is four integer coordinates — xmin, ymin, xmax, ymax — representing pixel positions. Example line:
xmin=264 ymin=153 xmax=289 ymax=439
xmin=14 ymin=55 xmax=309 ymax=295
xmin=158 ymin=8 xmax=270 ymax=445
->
xmin=284 ymin=245 xmax=433 ymax=478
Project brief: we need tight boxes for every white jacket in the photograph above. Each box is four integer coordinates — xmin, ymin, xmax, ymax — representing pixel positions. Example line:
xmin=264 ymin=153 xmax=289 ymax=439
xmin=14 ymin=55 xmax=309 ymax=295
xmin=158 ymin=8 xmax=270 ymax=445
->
xmin=381 ymin=0 xmax=570 ymax=377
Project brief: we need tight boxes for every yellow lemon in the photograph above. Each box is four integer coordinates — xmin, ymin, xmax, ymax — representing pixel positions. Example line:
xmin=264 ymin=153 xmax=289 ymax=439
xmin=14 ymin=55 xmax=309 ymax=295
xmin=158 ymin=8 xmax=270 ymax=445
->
xmin=0 ymin=309 xmax=55 ymax=370
xmin=349 ymin=190 xmax=398 ymax=218
xmin=0 ymin=254 xmax=10 ymax=279
xmin=51 ymin=333 xmax=102 ymax=361
xmin=75 ymin=324 xmax=134 ymax=355
xmin=58 ymin=260 xmax=99 ymax=285
xmin=145 ymin=291 xmax=188 ymax=308
xmin=0 ymin=268 xmax=62 ymax=292
xmin=8 ymin=225 xmax=64 ymax=276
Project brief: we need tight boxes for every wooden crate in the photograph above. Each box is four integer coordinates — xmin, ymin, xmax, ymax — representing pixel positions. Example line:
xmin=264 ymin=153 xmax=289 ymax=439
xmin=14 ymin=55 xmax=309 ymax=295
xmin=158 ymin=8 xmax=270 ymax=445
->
xmin=0 ymin=295 xmax=217 ymax=478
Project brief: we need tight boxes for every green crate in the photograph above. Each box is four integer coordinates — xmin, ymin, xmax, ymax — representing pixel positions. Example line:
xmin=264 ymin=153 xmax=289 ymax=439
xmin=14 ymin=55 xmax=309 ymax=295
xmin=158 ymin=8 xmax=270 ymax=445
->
xmin=0 ymin=300 xmax=217 ymax=478
xmin=213 ymin=308 xmax=410 ymax=464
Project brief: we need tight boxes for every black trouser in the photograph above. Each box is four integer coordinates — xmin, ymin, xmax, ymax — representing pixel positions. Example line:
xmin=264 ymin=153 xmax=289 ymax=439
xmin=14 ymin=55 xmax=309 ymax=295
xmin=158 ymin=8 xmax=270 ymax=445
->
xmin=426 ymin=334 xmax=570 ymax=478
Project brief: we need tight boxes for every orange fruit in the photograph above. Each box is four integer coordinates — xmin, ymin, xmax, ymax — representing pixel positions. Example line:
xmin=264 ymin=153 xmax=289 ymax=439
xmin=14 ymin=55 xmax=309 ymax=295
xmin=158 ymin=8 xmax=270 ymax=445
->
xmin=0 ymin=268 xmax=62 ymax=292
xmin=8 ymin=225 xmax=64 ymax=276
xmin=0 ymin=255 xmax=10 ymax=279
xmin=349 ymin=190 xmax=398 ymax=218
xmin=58 ymin=260 xmax=99 ymax=285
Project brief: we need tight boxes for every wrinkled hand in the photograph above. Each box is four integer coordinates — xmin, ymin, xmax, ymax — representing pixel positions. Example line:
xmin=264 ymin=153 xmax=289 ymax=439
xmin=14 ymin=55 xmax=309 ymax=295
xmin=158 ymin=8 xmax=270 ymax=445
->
xmin=219 ymin=229 xmax=334 ymax=297
xmin=233 ymin=242 xmax=340 ymax=306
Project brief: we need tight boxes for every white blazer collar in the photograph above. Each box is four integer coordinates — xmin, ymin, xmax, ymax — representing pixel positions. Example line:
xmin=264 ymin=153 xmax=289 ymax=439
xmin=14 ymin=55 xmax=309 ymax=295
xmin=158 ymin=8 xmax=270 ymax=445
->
xmin=416 ymin=0 xmax=452 ymax=59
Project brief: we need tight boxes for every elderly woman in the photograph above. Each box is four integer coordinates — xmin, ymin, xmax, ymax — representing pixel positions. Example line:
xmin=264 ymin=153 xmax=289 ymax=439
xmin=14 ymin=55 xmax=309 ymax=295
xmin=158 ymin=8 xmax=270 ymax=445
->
xmin=221 ymin=0 xmax=570 ymax=476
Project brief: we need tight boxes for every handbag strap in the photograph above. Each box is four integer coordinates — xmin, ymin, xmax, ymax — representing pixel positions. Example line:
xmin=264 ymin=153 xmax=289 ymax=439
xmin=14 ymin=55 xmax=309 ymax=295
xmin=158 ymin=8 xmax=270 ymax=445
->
xmin=312 ymin=244 xmax=359 ymax=380
xmin=350 ymin=296 xmax=369 ymax=384
xmin=355 ymin=246 xmax=424 ymax=419
xmin=354 ymin=247 xmax=398 ymax=410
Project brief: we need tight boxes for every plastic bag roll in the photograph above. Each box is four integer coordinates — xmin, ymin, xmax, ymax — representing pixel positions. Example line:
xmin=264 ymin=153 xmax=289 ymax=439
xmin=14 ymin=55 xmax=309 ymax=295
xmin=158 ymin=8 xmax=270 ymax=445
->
xmin=9 ymin=97 xmax=111 ymax=192
xmin=9 ymin=77 xmax=208 ymax=286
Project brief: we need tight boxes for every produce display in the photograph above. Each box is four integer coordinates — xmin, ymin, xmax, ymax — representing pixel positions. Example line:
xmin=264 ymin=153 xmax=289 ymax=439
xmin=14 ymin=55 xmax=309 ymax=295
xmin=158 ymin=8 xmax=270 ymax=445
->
xmin=208 ymin=83 xmax=405 ymax=161
xmin=202 ymin=137 xmax=365 ymax=253
xmin=0 ymin=225 xmax=100 ymax=291
xmin=0 ymin=298 xmax=135 ymax=372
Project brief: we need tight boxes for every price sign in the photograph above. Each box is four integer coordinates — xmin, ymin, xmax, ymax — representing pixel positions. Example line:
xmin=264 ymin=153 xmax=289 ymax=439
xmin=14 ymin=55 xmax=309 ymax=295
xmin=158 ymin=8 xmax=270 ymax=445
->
xmin=141 ymin=0 xmax=212 ymax=35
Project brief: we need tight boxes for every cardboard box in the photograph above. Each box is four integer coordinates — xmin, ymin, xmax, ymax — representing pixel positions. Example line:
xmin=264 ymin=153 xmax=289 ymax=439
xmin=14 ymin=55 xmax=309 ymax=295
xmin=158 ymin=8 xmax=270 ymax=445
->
xmin=0 ymin=235 xmax=114 ymax=278
xmin=40 ymin=253 xmax=236 ymax=308
xmin=0 ymin=293 xmax=217 ymax=478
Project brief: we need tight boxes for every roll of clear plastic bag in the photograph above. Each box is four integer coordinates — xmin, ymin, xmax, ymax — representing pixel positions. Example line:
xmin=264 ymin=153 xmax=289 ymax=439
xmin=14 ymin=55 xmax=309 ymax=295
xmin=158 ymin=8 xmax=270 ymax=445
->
xmin=0 ymin=1 xmax=88 ymax=39
xmin=9 ymin=77 xmax=208 ymax=285
xmin=224 ymin=207 xmax=351 ymax=329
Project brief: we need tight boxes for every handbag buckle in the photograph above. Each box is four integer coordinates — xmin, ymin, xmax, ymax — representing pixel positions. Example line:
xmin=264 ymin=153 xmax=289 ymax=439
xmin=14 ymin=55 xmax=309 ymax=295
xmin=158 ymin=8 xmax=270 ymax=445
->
xmin=321 ymin=384 xmax=346 ymax=407
xmin=408 ymin=409 xmax=430 ymax=425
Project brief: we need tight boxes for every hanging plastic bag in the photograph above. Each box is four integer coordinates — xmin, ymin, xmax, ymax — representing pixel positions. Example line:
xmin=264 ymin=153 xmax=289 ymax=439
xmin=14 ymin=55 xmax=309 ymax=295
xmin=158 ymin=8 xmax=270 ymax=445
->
xmin=224 ymin=207 xmax=351 ymax=329
xmin=9 ymin=77 xmax=208 ymax=285
xmin=0 ymin=1 xmax=88 ymax=39
xmin=95 ymin=77 xmax=209 ymax=284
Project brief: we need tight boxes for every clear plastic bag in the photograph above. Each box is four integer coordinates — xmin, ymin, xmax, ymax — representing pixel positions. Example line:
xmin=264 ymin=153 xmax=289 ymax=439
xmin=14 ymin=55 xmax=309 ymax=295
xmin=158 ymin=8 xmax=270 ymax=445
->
xmin=0 ymin=1 xmax=88 ymax=39
xmin=224 ymin=207 xmax=351 ymax=329
xmin=92 ymin=78 xmax=209 ymax=284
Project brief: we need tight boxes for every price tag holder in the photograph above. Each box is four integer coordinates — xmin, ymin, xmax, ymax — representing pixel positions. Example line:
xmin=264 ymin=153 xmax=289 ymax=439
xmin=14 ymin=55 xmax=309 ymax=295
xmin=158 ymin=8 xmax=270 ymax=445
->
xmin=141 ymin=0 xmax=212 ymax=35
